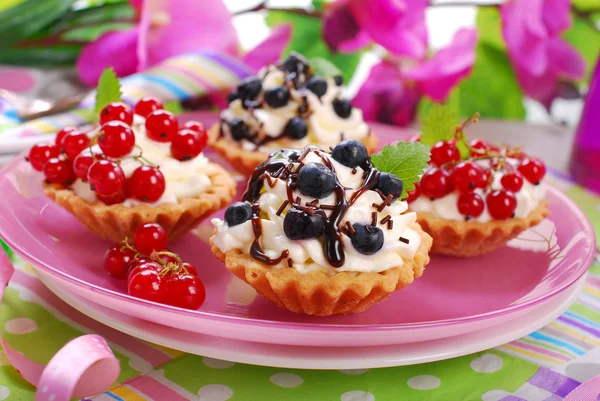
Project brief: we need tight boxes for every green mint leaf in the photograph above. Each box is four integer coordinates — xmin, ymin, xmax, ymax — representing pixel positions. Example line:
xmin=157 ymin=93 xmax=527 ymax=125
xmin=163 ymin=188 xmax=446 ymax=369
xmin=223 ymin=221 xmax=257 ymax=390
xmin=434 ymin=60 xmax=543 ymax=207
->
xmin=163 ymin=100 xmax=183 ymax=115
xmin=95 ymin=67 xmax=122 ymax=114
xmin=419 ymin=102 xmax=459 ymax=146
xmin=371 ymin=141 xmax=431 ymax=199
xmin=309 ymin=57 xmax=342 ymax=77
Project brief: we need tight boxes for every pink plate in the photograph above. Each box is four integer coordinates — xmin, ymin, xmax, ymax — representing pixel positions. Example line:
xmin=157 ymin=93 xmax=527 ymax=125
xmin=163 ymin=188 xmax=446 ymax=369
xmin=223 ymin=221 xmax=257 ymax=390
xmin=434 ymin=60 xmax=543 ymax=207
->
xmin=0 ymin=113 xmax=596 ymax=347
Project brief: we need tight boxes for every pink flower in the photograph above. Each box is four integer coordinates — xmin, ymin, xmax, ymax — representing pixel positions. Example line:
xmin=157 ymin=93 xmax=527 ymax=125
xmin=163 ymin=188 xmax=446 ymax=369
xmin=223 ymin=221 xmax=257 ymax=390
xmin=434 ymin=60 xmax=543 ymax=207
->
xmin=323 ymin=0 xmax=428 ymax=59
xmin=354 ymin=29 xmax=477 ymax=125
xmin=501 ymin=0 xmax=585 ymax=107
xmin=77 ymin=0 xmax=238 ymax=87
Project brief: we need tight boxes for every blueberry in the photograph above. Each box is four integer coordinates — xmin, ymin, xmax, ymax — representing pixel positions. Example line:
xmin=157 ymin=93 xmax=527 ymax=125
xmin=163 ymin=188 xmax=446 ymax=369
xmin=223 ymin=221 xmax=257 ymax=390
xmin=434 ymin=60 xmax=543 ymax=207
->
xmin=333 ymin=99 xmax=352 ymax=118
xmin=283 ymin=117 xmax=308 ymax=140
xmin=225 ymin=202 xmax=253 ymax=226
xmin=228 ymin=118 xmax=249 ymax=141
xmin=283 ymin=208 xmax=326 ymax=240
xmin=264 ymin=86 xmax=290 ymax=108
xmin=377 ymin=172 xmax=404 ymax=201
xmin=237 ymin=77 xmax=262 ymax=101
xmin=350 ymin=224 xmax=384 ymax=255
xmin=331 ymin=139 xmax=368 ymax=168
xmin=297 ymin=162 xmax=336 ymax=199
xmin=281 ymin=52 xmax=309 ymax=75
xmin=306 ymin=77 xmax=328 ymax=97
xmin=334 ymin=75 xmax=344 ymax=86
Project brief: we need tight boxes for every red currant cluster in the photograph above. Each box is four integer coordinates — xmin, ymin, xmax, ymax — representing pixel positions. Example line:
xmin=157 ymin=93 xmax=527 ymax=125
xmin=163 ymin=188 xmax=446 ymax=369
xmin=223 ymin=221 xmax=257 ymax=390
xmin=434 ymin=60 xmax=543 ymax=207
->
xmin=408 ymin=139 xmax=547 ymax=221
xmin=28 ymin=97 xmax=208 ymax=206
xmin=104 ymin=223 xmax=206 ymax=310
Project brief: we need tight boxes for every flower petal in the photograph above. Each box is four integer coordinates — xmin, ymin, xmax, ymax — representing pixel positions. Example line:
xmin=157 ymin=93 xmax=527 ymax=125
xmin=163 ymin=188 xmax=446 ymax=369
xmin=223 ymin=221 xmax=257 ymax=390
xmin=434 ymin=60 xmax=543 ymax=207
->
xmin=547 ymin=38 xmax=586 ymax=80
xmin=242 ymin=25 xmax=292 ymax=72
xmin=322 ymin=2 xmax=365 ymax=52
xmin=76 ymin=27 xmax=140 ymax=87
xmin=542 ymin=0 xmax=572 ymax=36
xmin=404 ymin=28 xmax=477 ymax=102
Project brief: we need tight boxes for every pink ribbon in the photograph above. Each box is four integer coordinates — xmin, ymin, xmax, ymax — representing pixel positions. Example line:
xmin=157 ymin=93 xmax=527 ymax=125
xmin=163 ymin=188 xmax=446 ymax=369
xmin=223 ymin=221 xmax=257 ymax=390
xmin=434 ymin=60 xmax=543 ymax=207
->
xmin=0 ymin=251 xmax=120 ymax=400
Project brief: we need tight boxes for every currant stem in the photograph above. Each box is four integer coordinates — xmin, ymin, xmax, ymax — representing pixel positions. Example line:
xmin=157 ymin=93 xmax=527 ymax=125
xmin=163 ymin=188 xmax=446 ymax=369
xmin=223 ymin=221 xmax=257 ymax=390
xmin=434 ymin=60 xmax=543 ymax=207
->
xmin=455 ymin=112 xmax=480 ymax=134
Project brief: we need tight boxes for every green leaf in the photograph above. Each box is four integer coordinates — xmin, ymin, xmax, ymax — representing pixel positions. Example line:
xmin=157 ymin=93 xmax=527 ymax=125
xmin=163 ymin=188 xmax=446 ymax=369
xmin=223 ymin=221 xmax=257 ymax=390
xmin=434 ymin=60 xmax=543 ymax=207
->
xmin=95 ymin=67 xmax=122 ymax=114
xmin=0 ymin=45 xmax=81 ymax=66
xmin=562 ymin=13 xmax=600 ymax=82
xmin=0 ymin=0 xmax=26 ymax=13
xmin=310 ymin=57 xmax=342 ymax=77
xmin=572 ymin=0 xmax=600 ymax=11
xmin=419 ymin=103 xmax=459 ymax=145
xmin=163 ymin=101 xmax=183 ymax=115
xmin=60 ymin=21 xmax=132 ymax=41
xmin=456 ymin=43 xmax=526 ymax=120
xmin=371 ymin=142 xmax=431 ymax=199
xmin=266 ymin=10 xmax=363 ymax=82
xmin=0 ymin=0 xmax=76 ymax=47
xmin=476 ymin=7 xmax=505 ymax=51
xmin=311 ymin=0 xmax=327 ymax=11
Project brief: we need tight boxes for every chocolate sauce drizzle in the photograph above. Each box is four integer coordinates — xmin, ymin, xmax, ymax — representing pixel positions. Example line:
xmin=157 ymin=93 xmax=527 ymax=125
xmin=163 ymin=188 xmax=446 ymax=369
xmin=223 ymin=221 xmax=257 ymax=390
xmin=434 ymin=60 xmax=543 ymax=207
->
xmin=242 ymin=148 xmax=380 ymax=268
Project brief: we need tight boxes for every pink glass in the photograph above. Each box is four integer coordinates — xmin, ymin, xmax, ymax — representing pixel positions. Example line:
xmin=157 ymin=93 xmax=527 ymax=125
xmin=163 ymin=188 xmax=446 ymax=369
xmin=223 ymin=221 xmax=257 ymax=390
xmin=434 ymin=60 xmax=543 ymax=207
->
xmin=569 ymin=58 xmax=600 ymax=194
xmin=0 ymin=114 xmax=595 ymax=348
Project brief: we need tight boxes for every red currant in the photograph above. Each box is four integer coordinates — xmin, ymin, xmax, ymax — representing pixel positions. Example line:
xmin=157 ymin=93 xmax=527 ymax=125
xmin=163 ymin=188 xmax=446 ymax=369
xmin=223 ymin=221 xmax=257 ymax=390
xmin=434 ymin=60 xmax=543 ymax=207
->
xmin=28 ymin=144 xmax=59 ymax=171
xmin=430 ymin=141 xmax=461 ymax=167
xmin=406 ymin=182 xmax=421 ymax=203
xmin=55 ymin=126 xmax=78 ymax=148
xmin=166 ymin=274 xmax=206 ymax=310
xmin=87 ymin=160 xmax=126 ymax=196
xmin=128 ymin=260 xmax=162 ymax=281
xmin=518 ymin=158 xmax=546 ymax=185
xmin=134 ymin=223 xmax=168 ymax=255
xmin=183 ymin=121 xmax=206 ymax=134
xmin=43 ymin=157 xmax=74 ymax=184
xmin=127 ymin=166 xmax=166 ymax=202
xmin=98 ymin=121 xmax=136 ymax=158
xmin=420 ymin=168 xmax=453 ymax=199
xmin=128 ymin=269 xmax=167 ymax=303
xmin=104 ymin=245 xmax=136 ymax=280
xmin=97 ymin=190 xmax=127 ymax=205
xmin=451 ymin=162 xmax=486 ymax=193
xmin=457 ymin=192 xmax=484 ymax=219
xmin=73 ymin=153 xmax=98 ymax=181
xmin=134 ymin=97 xmax=163 ymax=118
xmin=145 ymin=110 xmax=178 ymax=142
xmin=182 ymin=262 xmax=198 ymax=276
xmin=170 ymin=129 xmax=206 ymax=161
xmin=100 ymin=102 xmax=133 ymax=126
xmin=501 ymin=172 xmax=524 ymax=192
xmin=469 ymin=139 xmax=489 ymax=157
xmin=62 ymin=131 xmax=91 ymax=159
xmin=486 ymin=190 xmax=517 ymax=220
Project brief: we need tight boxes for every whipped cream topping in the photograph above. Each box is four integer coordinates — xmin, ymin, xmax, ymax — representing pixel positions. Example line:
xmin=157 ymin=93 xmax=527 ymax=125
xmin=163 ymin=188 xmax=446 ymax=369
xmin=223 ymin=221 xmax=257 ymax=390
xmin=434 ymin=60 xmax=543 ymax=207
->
xmin=410 ymin=158 xmax=546 ymax=222
xmin=72 ymin=115 xmax=214 ymax=206
xmin=211 ymin=149 xmax=421 ymax=274
xmin=220 ymin=65 xmax=370 ymax=153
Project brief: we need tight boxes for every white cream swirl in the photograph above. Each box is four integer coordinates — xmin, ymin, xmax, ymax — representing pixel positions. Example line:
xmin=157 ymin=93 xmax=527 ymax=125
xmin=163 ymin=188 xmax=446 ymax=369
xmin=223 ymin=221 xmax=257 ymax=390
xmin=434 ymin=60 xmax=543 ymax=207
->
xmin=72 ymin=115 xmax=214 ymax=206
xmin=211 ymin=151 xmax=421 ymax=274
xmin=220 ymin=67 xmax=370 ymax=153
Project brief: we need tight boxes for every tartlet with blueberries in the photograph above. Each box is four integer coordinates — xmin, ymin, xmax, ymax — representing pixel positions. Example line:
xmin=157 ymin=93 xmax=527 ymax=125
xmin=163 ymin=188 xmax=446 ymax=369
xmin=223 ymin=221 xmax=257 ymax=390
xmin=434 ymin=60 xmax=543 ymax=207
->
xmin=209 ymin=52 xmax=378 ymax=176
xmin=210 ymin=139 xmax=432 ymax=316
xmin=408 ymin=114 xmax=549 ymax=257
xmin=31 ymin=97 xmax=236 ymax=242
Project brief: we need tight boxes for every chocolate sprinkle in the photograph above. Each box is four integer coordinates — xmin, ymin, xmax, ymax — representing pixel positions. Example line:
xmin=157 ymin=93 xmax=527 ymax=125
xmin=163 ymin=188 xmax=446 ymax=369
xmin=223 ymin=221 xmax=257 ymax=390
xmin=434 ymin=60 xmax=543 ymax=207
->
xmin=387 ymin=220 xmax=393 ymax=230
xmin=399 ymin=236 xmax=410 ymax=244
xmin=371 ymin=211 xmax=378 ymax=226
xmin=287 ymin=258 xmax=293 ymax=267
xmin=346 ymin=221 xmax=356 ymax=235
xmin=276 ymin=200 xmax=289 ymax=216
xmin=380 ymin=215 xmax=391 ymax=225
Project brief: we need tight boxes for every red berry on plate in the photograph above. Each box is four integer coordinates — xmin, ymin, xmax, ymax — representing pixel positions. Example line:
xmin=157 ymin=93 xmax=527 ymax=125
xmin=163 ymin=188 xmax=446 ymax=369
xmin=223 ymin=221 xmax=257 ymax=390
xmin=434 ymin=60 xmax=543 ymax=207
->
xmin=518 ymin=158 xmax=546 ymax=185
xmin=501 ymin=172 xmax=524 ymax=192
xmin=457 ymin=192 xmax=484 ymax=219
xmin=128 ymin=269 xmax=167 ymax=303
xmin=406 ymin=182 xmax=421 ymax=203
xmin=134 ymin=97 xmax=163 ymax=118
xmin=127 ymin=166 xmax=166 ymax=202
xmin=62 ymin=131 xmax=91 ymax=159
xmin=55 ymin=126 xmax=78 ymax=148
xmin=430 ymin=140 xmax=461 ymax=167
xmin=98 ymin=121 xmax=135 ymax=158
xmin=183 ymin=121 xmax=206 ymax=134
xmin=486 ymin=190 xmax=517 ymax=220
xmin=43 ymin=157 xmax=74 ymax=184
xmin=28 ymin=144 xmax=59 ymax=171
xmin=170 ymin=129 xmax=206 ymax=161
xmin=451 ymin=162 xmax=486 ymax=193
xmin=182 ymin=261 xmax=198 ymax=276
xmin=100 ymin=102 xmax=133 ymax=126
xmin=158 ymin=250 xmax=178 ymax=267
xmin=469 ymin=139 xmax=489 ymax=157
xmin=145 ymin=110 xmax=178 ymax=142
xmin=104 ymin=245 xmax=136 ymax=280
xmin=420 ymin=168 xmax=453 ymax=199
xmin=134 ymin=223 xmax=167 ymax=255
xmin=87 ymin=160 xmax=126 ymax=196
xmin=128 ymin=260 xmax=162 ymax=281
xmin=166 ymin=274 xmax=205 ymax=310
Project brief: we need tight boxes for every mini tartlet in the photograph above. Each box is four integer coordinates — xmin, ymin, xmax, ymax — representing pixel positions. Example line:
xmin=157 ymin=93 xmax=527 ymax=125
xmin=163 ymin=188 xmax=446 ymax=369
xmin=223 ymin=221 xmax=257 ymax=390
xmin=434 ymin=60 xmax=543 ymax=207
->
xmin=30 ymin=98 xmax=236 ymax=242
xmin=210 ymin=140 xmax=432 ymax=316
xmin=210 ymin=53 xmax=378 ymax=176
xmin=408 ymin=138 xmax=549 ymax=257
